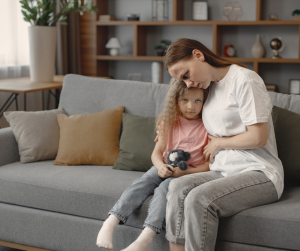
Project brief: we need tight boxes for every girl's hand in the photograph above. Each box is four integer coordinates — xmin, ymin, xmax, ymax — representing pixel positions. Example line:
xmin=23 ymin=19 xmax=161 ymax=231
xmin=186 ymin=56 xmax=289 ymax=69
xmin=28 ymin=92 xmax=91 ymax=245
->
xmin=203 ymin=135 xmax=222 ymax=163
xmin=172 ymin=167 xmax=186 ymax=178
xmin=158 ymin=164 xmax=175 ymax=178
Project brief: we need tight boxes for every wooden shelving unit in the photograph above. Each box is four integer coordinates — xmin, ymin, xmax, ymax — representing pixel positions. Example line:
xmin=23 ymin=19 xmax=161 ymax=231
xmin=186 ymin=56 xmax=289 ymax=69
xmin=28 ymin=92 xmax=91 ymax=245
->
xmin=82 ymin=0 xmax=300 ymax=77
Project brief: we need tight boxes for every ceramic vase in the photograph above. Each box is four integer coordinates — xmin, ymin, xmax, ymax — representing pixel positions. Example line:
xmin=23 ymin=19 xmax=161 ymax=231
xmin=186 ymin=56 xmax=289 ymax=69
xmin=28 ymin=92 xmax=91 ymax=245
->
xmin=28 ymin=26 xmax=57 ymax=82
xmin=294 ymin=15 xmax=300 ymax=21
xmin=251 ymin=34 xmax=265 ymax=58
xmin=151 ymin=62 xmax=163 ymax=84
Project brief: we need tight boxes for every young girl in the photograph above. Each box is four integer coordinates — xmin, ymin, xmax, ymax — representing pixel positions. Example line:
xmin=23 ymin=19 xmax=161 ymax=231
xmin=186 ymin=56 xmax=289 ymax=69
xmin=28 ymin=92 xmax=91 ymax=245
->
xmin=96 ymin=78 xmax=210 ymax=251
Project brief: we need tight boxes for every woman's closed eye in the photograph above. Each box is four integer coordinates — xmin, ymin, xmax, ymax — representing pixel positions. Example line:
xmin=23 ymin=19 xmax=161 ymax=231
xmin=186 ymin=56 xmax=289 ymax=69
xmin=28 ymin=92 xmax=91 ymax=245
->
xmin=182 ymin=72 xmax=189 ymax=80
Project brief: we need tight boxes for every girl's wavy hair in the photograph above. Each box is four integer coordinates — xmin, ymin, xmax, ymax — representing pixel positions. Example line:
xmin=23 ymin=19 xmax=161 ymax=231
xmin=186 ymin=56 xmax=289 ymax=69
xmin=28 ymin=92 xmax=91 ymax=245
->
xmin=164 ymin=38 xmax=247 ymax=71
xmin=156 ymin=78 xmax=208 ymax=143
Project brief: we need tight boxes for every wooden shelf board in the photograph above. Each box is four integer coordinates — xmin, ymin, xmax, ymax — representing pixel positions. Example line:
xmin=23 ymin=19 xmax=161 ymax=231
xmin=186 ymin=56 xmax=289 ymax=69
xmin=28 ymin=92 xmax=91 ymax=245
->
xmin=97 ymin=56 xmax=300 ymax=63
xmin=96 ymin=20 xmax=300 ymax=26
xmin=97 ymin=55 xmax=164 ymax=61
xmin=228 ymin=58 xmax=300 ymax=63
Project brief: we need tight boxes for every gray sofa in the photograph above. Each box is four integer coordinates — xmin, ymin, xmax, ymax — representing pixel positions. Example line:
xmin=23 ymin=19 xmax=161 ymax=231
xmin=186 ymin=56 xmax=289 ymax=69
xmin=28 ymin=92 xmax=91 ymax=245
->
xmin=0 ymin=74 xmax=299 ymax=251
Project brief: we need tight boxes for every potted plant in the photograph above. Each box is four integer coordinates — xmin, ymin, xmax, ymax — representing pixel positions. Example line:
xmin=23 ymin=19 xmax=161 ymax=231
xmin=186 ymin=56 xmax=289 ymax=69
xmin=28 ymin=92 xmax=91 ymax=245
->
xmin=154 ymin=39 xmax=171 ymax=56
xmin=292 ymin=9 xmax=300 ymax=21
xmin=20 ymin=0 xmax=98 ymax=82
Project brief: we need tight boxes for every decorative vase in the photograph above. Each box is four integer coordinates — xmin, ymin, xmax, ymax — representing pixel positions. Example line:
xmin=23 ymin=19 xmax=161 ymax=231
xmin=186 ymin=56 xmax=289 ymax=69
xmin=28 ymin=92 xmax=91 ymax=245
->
xmin=151 ymin=62 xmax=163 ymax=84
xmin=294 ymin=15 xmax=300 ymax=21
xmin=251 ymin=34 xmax=265 ymax=58
xmin=28 ymin=26 xmax=57 ymax=82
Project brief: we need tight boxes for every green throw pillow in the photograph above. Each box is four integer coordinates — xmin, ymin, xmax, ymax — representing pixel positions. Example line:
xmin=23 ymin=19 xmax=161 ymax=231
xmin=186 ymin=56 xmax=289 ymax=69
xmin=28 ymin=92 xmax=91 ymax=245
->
xmin=272 ymin=105 xmax=300 ymax=181
xmin=113 ymin=113 xmax=156 ymax=172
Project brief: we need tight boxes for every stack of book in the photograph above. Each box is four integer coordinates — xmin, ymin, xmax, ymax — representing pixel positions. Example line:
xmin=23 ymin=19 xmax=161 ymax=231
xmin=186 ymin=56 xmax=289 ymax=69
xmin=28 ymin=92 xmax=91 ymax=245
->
xmin=99 ymin=15 xmax=116 ymax=21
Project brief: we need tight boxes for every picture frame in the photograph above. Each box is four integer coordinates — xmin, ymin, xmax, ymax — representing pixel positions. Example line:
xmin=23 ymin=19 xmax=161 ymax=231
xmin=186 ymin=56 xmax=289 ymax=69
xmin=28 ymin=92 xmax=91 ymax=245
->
xmin=289 ymin=79 xmax=300 ymax=95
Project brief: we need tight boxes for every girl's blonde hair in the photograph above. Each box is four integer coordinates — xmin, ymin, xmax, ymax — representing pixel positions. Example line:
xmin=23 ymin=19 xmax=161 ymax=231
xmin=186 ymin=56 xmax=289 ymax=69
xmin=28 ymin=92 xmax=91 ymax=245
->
xmin=156 ymin=78 xmax=208 ymax=142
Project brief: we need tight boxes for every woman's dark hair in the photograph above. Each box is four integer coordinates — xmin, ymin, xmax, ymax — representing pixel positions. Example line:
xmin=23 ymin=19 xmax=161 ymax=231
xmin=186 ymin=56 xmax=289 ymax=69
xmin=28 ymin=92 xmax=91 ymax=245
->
xmin=164 ymin=38 xmax=246 ymax=71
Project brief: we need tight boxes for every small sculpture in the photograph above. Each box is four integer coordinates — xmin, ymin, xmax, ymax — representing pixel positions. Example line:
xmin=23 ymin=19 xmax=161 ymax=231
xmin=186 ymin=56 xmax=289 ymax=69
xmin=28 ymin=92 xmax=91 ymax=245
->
xmin=270 ymin=37 xmax=285 ymax=59
xmin=223 ymin=2 xmax=243 ymax=21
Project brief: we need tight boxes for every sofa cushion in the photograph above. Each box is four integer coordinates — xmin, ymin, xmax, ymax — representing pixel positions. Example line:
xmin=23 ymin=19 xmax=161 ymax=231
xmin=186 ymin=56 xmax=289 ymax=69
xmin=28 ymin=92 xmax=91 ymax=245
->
xmin=271 ymin=106 xmax=300 ymax=181
xmin=58 ymin=74 xmax=169 ymax=118
xmin=3 ymin=108 xmax=65 ymax=163
xmin=0 ymin=160 xmax=149 ymax=228
xmin=113 ymin=113 xmax=156 ymax=172
xmin=53 ymin=106 xmax=124 ymax=166
xmin=0 ymin=161 xmax=300 ymax=250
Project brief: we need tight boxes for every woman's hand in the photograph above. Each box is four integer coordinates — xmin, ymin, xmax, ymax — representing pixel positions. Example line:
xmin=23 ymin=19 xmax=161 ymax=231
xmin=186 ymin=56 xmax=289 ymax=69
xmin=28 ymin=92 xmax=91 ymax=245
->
xmin=158 ymin=164 xmax=175 ymax=178
xmin=203 ymin=135 xmax=222 ymax=163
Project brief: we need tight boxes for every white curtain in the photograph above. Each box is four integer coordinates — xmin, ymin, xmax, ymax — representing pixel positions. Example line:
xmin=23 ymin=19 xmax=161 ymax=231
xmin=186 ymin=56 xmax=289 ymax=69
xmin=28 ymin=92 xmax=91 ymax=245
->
xmin=0 ymin=1 xmax=39 ymax=128
xmin=0 ymin=0 xmax=30 ymax=79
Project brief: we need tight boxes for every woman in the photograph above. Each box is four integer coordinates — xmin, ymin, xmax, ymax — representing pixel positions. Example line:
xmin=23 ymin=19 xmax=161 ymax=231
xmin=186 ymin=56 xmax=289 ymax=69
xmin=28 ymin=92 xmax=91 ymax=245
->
xmin=163 ymin=38 xmax=284 ymax=251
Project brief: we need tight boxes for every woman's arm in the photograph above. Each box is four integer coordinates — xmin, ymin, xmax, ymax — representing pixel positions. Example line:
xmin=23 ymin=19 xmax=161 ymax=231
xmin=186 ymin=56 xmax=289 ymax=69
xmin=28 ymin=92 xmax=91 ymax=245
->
xmin=172 ymin=161 xmax=210 ymax=178
xmin=151 ymin=136 xmax=175 ymax=178
xmin=203 ymin=122 xmax=268 ymax=163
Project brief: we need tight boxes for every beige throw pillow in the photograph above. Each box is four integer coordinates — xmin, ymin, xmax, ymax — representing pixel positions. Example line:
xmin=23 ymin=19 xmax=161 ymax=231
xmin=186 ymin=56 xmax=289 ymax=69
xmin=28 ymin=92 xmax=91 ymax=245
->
xmin=53 ymin=106 xmax=124 ymax=166
xmin=4 ymin=108 xmax=66 ymax=163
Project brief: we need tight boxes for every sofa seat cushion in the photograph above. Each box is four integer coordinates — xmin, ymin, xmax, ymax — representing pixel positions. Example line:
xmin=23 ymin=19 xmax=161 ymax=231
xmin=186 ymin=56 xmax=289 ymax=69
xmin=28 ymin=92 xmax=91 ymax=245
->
xmin=218 ymin=186 xmax=300 ymax=250
xmin=0 ymin=160 xmax=151 ymax=229
xmin=1 ymin=161 xmax=300 ymax=250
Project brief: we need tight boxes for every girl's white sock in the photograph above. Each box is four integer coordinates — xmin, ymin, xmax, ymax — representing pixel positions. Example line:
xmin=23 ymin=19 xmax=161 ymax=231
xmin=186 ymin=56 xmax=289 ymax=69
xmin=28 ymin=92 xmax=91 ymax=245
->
xmin=121 ymin=227 xmax=156 ymax=251
xmin=96 ymin=214 xmax=120 ymax=250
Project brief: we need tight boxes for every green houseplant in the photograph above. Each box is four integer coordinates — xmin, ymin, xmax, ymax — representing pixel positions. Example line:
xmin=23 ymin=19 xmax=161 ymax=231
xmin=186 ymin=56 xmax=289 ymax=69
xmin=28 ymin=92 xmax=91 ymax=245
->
xmin=19 ymin=0 xmax=98 ymax=82
xmin=154 ymin=39 xmax=171 ymax=56
xmin=292 ymin=9 xmax=300 ymax=21
xmin=20 ymin=0 xmax=98 ymax=26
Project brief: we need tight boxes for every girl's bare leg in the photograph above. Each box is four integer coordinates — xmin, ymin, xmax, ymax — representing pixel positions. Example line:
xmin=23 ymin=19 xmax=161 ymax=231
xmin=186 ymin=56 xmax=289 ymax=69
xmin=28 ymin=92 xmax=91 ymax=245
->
xmin=169 ymin=242 xmax=185 ymax=251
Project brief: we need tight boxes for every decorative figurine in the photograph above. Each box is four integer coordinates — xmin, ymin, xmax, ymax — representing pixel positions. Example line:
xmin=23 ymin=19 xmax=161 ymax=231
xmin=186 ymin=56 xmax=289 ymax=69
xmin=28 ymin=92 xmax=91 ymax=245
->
xmin=270 ymin=37 xmax=285 ymax=59
xmin=223 ymin=2 xmax=243 ymax=21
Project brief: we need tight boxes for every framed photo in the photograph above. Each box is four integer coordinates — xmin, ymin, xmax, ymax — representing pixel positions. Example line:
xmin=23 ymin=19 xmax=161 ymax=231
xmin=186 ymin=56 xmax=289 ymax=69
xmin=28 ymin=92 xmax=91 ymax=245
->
xmin=289 ymin=79 xmax=300 ymax=95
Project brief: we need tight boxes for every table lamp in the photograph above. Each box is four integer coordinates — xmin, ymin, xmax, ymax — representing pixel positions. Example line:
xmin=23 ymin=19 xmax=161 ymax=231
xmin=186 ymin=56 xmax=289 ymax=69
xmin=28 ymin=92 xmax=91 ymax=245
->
xmin=105 ymin=37 xmax=122 ymax=56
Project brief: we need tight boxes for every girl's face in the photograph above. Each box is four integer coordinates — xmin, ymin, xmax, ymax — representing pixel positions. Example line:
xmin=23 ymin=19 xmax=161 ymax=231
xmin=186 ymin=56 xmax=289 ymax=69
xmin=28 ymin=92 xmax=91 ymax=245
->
xmin=168 ymin=50 xmax=211 ymax=89
xmin=178 ymin=88 xmax=204 ymax=120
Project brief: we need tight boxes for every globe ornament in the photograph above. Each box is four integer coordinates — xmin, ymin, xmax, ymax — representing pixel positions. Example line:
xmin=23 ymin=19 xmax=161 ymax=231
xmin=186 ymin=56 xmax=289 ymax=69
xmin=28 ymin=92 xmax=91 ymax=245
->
xmin=223 ymin=2 xmax=243 ymax=21
xmin=270 ymin=37 xmax=285 ymax=59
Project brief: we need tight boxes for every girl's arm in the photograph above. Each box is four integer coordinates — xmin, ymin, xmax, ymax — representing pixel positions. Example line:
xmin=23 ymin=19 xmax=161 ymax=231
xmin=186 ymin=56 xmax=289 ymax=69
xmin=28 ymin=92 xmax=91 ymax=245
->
xmin=204 ymin=122 xmax=268 ymax=163
xmin=172 ymin=161 xmax=210 ymax=178
xmin=151 ymin=135 xmax=175 ymax=178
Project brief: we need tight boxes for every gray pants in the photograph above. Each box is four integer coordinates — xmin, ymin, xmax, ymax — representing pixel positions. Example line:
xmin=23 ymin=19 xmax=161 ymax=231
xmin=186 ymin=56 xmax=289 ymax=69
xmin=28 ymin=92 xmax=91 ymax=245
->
xmin=165 ymin=170 xmax=278 ymax=251
xmin=109 ymin=166 xmax=174 ymax=233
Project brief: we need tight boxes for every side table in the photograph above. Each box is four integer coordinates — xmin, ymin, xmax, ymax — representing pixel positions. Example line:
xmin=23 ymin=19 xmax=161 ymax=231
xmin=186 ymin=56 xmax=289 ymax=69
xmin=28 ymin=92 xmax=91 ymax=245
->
xmin=0 ymin=75 xmax=64 ymax=120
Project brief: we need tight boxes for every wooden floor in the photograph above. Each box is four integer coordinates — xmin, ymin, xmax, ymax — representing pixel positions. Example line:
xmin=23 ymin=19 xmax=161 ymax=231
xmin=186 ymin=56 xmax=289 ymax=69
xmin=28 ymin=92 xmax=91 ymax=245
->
xmin=0 ymin=240 xmax=52 ymax=251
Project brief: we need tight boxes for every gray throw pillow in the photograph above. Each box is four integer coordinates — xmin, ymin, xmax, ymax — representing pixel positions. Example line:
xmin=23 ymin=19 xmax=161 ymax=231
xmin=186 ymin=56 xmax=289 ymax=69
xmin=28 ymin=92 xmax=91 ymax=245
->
xmin=4 ymin=108 xmax=65 ymax=163
xmin=272 ymin=105 xmax=300 ymax=181
xmin=113 ymin=113 xmax=156 ymax=172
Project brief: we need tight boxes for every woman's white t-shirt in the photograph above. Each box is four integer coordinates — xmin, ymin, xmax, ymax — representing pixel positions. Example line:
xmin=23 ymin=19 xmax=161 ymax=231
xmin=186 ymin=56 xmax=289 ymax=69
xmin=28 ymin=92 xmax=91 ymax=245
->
xmin=202 ymin=64 xmax=284 ymax=199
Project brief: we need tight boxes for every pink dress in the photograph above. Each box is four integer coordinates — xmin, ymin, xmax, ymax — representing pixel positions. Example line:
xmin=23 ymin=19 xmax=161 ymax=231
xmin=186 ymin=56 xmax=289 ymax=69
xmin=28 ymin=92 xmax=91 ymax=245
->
xmin=162 ymin=116 xmax=209 ymax=168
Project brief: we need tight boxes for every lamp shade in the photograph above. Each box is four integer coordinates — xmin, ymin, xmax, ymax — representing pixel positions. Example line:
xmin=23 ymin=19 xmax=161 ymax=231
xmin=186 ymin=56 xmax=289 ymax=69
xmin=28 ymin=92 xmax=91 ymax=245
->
xmin=105 ymin=37 xmax=122 ymax=48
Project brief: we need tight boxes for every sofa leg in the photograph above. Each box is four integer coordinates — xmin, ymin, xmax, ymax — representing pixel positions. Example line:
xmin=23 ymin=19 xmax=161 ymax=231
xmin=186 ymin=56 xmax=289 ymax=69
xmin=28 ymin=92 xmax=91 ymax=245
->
xmin=0 ymin=240 xmax=53 ymax=251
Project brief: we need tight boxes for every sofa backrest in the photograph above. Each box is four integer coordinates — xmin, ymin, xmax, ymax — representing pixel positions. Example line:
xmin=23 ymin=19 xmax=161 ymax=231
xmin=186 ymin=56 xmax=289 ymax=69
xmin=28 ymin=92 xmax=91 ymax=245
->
xmin=59 ymin=75 xmax=300 ymax=117
xmin=59 ymin=74 xmax=169 ymax=117
xmin=269 ymin=92 xmax=300 ymax=115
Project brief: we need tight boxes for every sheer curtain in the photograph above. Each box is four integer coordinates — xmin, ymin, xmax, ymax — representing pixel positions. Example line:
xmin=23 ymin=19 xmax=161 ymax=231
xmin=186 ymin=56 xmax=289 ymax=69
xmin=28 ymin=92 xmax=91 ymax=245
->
xmin=0 ymin=0 xmax=32 ymax=128
xmin=0 ymin=0 xmax=30 ymax=79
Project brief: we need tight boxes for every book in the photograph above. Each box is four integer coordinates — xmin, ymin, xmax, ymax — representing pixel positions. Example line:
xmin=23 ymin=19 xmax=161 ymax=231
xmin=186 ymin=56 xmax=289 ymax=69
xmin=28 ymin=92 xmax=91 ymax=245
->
xmin=99 ymin=15 xmax=116 ymax=21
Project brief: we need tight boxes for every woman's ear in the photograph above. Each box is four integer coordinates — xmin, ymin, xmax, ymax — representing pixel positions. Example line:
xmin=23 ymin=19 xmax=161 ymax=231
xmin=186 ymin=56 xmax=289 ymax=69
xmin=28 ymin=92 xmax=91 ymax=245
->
xmin=192 ymin=49 xmax=205 ymax=61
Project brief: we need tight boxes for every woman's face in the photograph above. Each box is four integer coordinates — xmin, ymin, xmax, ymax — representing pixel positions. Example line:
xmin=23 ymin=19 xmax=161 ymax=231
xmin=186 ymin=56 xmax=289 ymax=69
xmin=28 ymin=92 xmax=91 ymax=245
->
xmin=168 ymin=50 xmax=211 ymax=89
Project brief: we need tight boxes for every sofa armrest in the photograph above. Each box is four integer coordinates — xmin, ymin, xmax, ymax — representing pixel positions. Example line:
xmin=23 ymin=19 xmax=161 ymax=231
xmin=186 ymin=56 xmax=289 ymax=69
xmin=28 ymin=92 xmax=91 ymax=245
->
xmin=0 ymin=127 xmax=20 ymax=166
